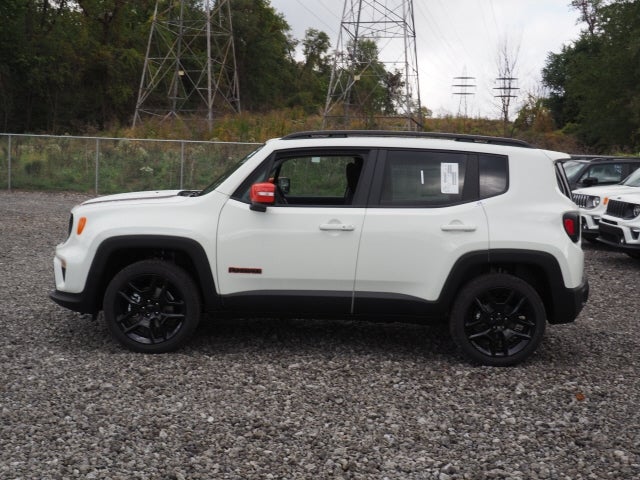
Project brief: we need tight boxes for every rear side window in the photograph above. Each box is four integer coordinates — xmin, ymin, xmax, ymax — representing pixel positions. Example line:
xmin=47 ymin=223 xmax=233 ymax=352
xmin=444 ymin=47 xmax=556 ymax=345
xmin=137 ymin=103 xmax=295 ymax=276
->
xmin=381 ymin=151 xmax=467 ymax=206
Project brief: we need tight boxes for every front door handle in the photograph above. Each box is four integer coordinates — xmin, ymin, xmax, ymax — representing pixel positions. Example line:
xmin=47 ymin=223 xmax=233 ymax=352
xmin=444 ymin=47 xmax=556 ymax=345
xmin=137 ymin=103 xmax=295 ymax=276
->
xmin=441 ymin=224 xmax=477 ymax=232
xmin=319 ymin=223 xmax=355 ymax=231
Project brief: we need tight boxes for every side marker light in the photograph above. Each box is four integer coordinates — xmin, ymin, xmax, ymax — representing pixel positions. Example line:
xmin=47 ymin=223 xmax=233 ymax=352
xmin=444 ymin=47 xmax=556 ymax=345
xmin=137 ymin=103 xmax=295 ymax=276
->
xmin=77 ymin=217 xmax=87 ymax=235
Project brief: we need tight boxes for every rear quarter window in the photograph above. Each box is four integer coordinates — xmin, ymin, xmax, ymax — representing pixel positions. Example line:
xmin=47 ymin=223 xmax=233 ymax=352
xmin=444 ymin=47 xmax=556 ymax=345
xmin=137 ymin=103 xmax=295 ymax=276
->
xmin=479 ymin=154 xmax=508 ymax=199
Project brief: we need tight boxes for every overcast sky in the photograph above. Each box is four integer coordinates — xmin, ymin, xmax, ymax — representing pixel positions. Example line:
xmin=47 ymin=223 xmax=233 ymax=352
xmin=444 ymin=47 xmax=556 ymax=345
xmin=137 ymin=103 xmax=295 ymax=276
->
xmin=269 ymin=0 xmax=583 ymax=119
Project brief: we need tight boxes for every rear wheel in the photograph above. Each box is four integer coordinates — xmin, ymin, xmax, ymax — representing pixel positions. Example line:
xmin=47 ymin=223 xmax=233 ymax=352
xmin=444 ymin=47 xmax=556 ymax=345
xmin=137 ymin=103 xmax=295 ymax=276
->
xmin=103 ymin=260 xmax=201 ymax=353
xmin=450 ymin=273 xmax=546 ymax=367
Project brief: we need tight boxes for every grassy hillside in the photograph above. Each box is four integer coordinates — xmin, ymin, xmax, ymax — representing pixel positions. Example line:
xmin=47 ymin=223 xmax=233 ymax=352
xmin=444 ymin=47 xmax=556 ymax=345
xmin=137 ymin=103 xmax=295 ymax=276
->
xmin=117 ymin=109 xmax=586 ymax=153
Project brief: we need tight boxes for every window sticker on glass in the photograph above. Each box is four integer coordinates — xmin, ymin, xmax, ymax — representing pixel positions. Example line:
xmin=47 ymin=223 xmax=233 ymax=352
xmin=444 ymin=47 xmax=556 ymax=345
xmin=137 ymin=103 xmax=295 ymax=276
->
xmin=441 ymin=163 xmax=459 ymax=194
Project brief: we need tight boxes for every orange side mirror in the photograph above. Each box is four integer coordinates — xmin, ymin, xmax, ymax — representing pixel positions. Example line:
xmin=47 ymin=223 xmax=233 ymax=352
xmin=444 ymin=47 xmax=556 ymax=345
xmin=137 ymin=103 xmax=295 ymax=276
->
xmin=250 ymin=182 xmax=276 ymax=211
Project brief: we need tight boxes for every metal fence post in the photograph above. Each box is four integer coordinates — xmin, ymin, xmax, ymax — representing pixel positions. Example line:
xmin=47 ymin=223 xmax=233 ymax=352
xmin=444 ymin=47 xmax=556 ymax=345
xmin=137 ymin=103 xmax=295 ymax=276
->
xmin=180 ymin=141 xmax=185 ymax=189
xmin=95 ymin=138 xmax=100 ymax=194
xmin=7 ymin=135 xmax=11 ymax=191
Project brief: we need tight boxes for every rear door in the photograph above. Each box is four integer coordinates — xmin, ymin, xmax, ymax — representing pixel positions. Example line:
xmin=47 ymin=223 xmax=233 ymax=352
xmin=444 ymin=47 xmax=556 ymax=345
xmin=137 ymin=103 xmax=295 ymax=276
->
xmin=354 ymin=149 xmax=495 ymax=313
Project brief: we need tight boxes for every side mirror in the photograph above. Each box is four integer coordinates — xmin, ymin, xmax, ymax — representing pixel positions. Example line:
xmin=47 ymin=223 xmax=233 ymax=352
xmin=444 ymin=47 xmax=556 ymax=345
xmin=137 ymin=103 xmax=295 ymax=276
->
xmin=277 ymin=177 xmax=291 ymax=194
xmin=250 ymin=182 xmax=276 ymax=212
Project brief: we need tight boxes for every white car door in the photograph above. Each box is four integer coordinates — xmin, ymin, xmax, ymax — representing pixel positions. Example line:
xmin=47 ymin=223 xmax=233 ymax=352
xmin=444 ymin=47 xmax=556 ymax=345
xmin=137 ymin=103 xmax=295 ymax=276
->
xmin=216 ymin=151 xmax=371 ymax=313
xmin=354 ymin=149 xmax=495 ymax=313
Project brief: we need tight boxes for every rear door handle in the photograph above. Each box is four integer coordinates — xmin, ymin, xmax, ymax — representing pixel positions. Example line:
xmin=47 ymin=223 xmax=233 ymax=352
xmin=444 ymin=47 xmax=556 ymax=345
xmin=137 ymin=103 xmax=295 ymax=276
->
xmin=319 ymin=223 xmax=355 ymax=231
xmin=441 ymin=224 xmax=477 ymax=232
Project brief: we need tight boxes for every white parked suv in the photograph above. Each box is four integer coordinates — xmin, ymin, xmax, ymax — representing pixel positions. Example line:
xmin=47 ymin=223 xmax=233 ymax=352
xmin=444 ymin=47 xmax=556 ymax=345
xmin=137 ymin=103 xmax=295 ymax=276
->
xmin=572 ymin=168 xmax=640 ymax=241
xmin=598 ymin=191 xmax=640 ymax=258
xmin=50 ymin=131 xmax=589 ymax=366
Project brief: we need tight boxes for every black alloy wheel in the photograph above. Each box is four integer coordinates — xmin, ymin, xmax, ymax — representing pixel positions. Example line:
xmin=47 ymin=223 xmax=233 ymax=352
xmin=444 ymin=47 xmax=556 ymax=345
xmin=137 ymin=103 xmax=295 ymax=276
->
xmin=450 ymin=273 xmax=546 ymax=367
xmin=103 ymin=260 xmax=201 ymax=353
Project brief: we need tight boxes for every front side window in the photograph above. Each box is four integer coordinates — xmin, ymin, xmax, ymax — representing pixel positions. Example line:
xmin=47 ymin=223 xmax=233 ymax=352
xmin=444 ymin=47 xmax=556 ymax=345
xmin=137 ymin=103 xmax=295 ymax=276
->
xmin=580 ymin=163 xmax=625 ymax=184
xmin=233 ymin=152 xmax=366 ymax=206
xmin=380 ymin=150 xmax=468 ymax=206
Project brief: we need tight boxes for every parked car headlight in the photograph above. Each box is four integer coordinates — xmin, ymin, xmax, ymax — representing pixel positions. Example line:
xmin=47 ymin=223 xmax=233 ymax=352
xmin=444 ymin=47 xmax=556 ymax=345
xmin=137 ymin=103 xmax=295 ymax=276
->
xmin=633 ymin=204 xmax=640 ymax=218
xmin=585 ymin=195 xmax=600 ymax=209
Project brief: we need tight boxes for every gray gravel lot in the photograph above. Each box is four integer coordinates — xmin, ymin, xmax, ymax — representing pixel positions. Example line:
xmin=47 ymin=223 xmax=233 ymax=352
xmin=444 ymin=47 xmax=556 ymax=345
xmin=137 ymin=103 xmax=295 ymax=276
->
xmin=1 ymin=190 xmax=639 ymax=480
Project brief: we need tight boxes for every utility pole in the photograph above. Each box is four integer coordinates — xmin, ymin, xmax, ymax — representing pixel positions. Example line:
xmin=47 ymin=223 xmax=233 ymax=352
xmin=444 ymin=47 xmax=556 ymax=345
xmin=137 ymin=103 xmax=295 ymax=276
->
xmin=133 ymin=0 xmax=240 ymax=131
xmin=323 ymin=0 xmax=422 ymax=130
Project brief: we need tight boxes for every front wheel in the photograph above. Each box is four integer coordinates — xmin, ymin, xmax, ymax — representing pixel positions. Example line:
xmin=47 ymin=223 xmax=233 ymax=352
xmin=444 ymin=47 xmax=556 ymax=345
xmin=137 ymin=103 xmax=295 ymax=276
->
xmin=450 ymin=273 xmax=546 ymax=367
xmin=103 ymin=260 xmax=201 ymax=353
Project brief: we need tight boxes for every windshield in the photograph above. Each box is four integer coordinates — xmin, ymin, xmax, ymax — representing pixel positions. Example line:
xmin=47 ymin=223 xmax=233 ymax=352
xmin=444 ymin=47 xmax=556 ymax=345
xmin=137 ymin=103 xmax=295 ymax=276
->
xmin=622 ymin=168 xmax=640 ymax=187
xmin=199 ymin=145 xmax=264 ymax=196
xmin=562 ymin=160 xmax=588 ymax=182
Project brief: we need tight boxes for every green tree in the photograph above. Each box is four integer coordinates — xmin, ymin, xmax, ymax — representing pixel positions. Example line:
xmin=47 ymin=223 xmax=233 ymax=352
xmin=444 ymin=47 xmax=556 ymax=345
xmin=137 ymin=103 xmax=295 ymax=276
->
xmin=230 ymin=0 xmax=297 ymax=111
xmin=348 ymin=39 xmax=389 ymax=125
xmin=291 ymin=28 xmax=331 ymax=112
xmin=542 ymin=0 xmax=640 ymax=151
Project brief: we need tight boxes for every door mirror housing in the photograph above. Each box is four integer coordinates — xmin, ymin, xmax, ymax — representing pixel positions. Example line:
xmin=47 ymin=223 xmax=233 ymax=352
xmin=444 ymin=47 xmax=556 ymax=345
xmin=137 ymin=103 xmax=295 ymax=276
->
xmin=250 ymin=182 xmax=276 ymax=212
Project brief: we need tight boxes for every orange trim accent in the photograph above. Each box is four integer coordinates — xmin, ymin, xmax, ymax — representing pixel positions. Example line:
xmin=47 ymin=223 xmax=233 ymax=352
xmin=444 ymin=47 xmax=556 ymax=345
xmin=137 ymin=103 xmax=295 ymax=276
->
xmin=77 ymin=217 xmax=87 ymax=235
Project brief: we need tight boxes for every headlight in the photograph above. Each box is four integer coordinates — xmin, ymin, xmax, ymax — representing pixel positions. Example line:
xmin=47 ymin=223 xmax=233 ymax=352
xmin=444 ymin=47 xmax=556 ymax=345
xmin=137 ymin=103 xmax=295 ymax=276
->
xmin=633 ymin=205 xmax=640 ymax=218
xmin=585 ymin=195 xmax=600 ymax=209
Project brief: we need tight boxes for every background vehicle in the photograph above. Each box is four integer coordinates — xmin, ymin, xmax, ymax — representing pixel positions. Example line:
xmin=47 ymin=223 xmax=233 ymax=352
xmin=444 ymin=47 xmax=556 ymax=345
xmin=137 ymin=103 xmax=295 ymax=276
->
xmin=598 ymin=191 xmax=640 ymax=258
xmin=562 ymin=156 xmax=640 ymax=190
xmin=50 ymin=131 xmax=588 ymax=366
xmin=572 ymin=167 xmax=640 ymax=241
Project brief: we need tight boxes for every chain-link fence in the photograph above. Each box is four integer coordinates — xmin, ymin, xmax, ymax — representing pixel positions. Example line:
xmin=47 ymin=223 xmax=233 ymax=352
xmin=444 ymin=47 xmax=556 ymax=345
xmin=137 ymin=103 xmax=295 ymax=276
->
xmin=0 ymin=134 xmax=260 ymax=194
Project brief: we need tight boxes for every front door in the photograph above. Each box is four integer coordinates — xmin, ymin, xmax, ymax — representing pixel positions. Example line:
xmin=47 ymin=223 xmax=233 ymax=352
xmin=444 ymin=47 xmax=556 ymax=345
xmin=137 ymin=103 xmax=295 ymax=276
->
xmin=216 ymin=150 xmax=372 ymax=314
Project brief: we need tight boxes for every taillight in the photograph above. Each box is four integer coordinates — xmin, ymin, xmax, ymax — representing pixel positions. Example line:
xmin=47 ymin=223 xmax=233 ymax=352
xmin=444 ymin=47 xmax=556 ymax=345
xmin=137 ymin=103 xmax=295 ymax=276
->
xmin=563 ymin=212 xmax=580 ymax=243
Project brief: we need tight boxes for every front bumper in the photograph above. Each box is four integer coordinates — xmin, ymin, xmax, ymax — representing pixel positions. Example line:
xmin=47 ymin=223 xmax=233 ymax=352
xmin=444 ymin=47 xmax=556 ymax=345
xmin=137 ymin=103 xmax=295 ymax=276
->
xmin=581 ymin=214 xmax=600 ymax=240
xmin=597 ymin=221 xmax=640 ymax=252
xmin=50 ymin=289 xmax=98 ymax=314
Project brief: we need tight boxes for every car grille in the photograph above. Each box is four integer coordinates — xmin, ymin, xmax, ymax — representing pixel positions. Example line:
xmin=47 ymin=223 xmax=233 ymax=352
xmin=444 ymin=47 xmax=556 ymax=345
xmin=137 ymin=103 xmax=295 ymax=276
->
xmin=606 ymin=199 xmax=637 ymax=219
xmin=572 ymin=193 xmax=589 ymax=208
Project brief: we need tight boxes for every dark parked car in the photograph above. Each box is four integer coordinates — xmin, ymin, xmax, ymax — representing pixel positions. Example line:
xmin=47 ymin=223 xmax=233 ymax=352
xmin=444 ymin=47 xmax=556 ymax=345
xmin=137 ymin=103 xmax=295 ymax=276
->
xmin=562 ymin=156 xmax=640 ymax=190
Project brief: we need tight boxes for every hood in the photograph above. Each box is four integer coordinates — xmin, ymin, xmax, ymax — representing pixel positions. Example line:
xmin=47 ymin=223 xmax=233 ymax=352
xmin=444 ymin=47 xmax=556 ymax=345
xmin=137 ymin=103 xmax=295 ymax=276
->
xmin=608 ymin=191 xmax=640 ymax=203
xmin=572 ymin=184 xmax=638 ymax=198
xmin=81 ymin=190 xmax=197 ymax=206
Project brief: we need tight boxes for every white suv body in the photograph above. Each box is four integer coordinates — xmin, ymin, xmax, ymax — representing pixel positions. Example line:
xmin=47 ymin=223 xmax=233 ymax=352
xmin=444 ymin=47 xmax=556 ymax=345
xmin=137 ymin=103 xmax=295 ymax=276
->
xmin=51 ymin=131 xmax=588 ymax=366
xmin=572 ymin=168 xmax=640 ymax=241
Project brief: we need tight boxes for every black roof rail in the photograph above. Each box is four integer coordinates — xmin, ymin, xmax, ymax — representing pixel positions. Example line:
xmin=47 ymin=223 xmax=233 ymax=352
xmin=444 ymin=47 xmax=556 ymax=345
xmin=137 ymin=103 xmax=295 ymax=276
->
xmin=281 ymin=130 xmax=532 ymax=148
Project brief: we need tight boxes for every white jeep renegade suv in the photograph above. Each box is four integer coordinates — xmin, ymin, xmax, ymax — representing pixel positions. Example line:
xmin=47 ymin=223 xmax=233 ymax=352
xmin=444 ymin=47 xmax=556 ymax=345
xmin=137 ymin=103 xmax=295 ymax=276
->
xmin=572 ymin=167 xmax=640 ymax=242
xmin=51 ymin=131 xmax=588 ymax=366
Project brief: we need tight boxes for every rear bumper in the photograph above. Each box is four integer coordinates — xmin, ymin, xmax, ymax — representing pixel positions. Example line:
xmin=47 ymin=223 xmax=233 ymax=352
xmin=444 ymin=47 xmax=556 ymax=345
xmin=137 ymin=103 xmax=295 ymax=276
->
xmin=548 ymin=277 xmax=589 ymax=324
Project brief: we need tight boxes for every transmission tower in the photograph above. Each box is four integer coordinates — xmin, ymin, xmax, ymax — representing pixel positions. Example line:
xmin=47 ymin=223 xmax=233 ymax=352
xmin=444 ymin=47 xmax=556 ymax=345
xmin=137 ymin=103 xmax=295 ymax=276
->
xmin=133 ymin=0 xmax=240 ymax=130
xmin=323 ymin=0 xmax=422 ymax=130
xmin=452 ymin=68 xmax=476 ymax=119
xmin=494 ymin=77 xmax=519 ymax=121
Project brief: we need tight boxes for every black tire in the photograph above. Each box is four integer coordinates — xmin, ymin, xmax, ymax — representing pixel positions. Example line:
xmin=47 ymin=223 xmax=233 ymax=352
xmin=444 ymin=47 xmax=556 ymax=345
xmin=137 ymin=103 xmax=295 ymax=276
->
xmin=103 ymin=260 xmax=201 ymax=353
xmin=450 ymin=273 xmax=546 ymax=367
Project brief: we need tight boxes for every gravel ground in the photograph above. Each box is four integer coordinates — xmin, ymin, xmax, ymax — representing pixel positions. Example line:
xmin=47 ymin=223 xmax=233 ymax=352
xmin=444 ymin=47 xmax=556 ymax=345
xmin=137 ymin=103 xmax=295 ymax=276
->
xmin=1 ymin=190 xmax=639 ymax=480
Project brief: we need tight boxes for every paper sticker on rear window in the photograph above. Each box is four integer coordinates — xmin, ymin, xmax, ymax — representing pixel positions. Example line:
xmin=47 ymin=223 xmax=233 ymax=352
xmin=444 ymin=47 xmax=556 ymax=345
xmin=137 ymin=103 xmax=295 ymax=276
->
xmin=441 ymin=163 xmax=459 ymax=194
